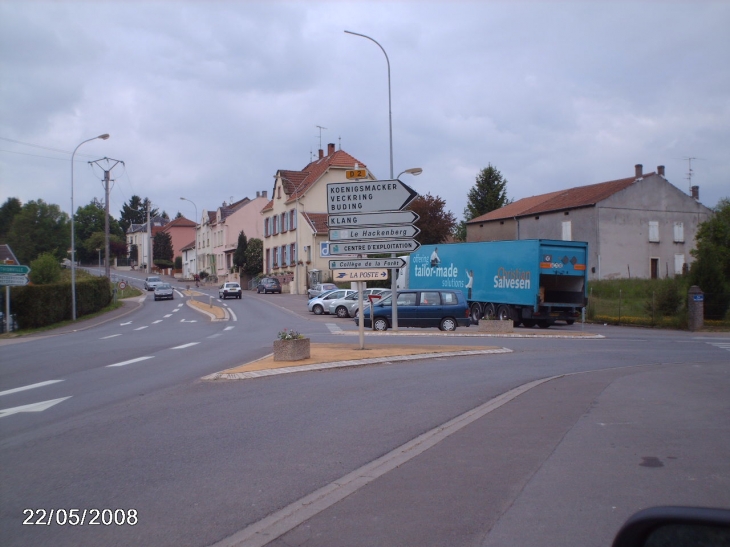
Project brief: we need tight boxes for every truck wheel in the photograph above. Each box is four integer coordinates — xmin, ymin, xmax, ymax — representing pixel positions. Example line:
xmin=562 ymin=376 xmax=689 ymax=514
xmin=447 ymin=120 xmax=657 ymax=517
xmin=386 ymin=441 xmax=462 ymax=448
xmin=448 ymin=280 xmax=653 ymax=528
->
xmin=522 ymin=319 xmax=536 ymax=328
xmin=566 ymin=320 xmax=575 ymax=325
xmin=484 ymin=303 xmax=497 ymax=320
xmin=374 ymin=318 xmax=389 ymax=331
xmin=336 ymin=306 xmax=349 ymax=318
xmin=537 ymin=320 xmax=551 ymax=329
xmin=497 ymin=304 xmax=511 ymax=321
xmin=439 ymin=317 xmax=457 ymax=331
xmin=470 ymin=303 xmax=482 ymax=323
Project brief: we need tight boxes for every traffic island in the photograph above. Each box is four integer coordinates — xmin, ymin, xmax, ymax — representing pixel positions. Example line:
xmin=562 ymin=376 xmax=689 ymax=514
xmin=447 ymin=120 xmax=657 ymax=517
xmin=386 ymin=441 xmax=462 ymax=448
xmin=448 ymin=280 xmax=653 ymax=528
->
xmin=183 ymin=290 xmax=228 ymax=321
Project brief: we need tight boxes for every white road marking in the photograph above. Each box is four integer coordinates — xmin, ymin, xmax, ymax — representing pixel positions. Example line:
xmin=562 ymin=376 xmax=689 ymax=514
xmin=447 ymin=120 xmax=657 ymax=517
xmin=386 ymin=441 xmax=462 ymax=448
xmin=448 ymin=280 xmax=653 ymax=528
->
xmin=172 ymin=309 xmax=180 ymax=313
xmin=0 ymin=380 xmax=64 ymax=397
xmin=152 ymin=320 xmax=163 ymax=324
xmin=228 ymin=308 xmax=238 ymax=322
xmin=327 ymin=323 xmax=342 ymax=333
xmin=164 ymin=314 xmax=172 ymax=318
xmin=0 ymin=397 xmax=72 ymax=419
xmin=107 ymin=356 xmax=154 ymax=368
xmin=171 ymin=342 xmax=199 ymax=349
xmin=175 ymin=290 xmax=184 ymax=297
xmin=707 ymin=342 xmax=730 ymax=352
xmin=177 ymin=303 xmax=183 ymax=308
xmin=224 ymin=326 xmax=235 ymax=331
xmin=100 ymin=334 xmax=122 ymax=339
xmin=134 ymin=326 xmax=148 ymax=331
xmin=207 ymin=334 xmax=222 ymax=339
xmin=120 ymin=321 xmax=132 ymax=326
xmin=180 ymin=319 xmax=197 ymax=323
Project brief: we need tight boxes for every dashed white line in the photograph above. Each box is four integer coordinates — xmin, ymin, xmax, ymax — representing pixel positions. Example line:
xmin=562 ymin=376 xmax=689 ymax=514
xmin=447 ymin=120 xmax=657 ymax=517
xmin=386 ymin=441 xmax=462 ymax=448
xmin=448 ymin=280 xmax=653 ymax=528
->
xmin=171 ymin=342 xmax=199 ymax=349
xmin=107 ymin=356 xmax=155 ymax=368
xmin=224 ymin=326 xmax=235 ymax=331
xmin=0 ymin=380 xmax=64 ymax=397
xmin=207 ymin=334 xmax=223 ymax=339
xmin=134 ymin=326 xmax=149 ymax=331
xmin=164 ymin=314 xmax=172 ymax=318
xmin=120 ymin=321 xmax=133 ymax=326
xmin=180 ymin=319 xmax=197 ymax=323
xmin=172 ymin=309 xmax=180 ymax=313
xmin=152 ymin=320 xmax=163 ymax=324
xmin=101 ymin=334 xmax=122 ymax=339
xmin=177 ymin=303 xmax=183 ymax=308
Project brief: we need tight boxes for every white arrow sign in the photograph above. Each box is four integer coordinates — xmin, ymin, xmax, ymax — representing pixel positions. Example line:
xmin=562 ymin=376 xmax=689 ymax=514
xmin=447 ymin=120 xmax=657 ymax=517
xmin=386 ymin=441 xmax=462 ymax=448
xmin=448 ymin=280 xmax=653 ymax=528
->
xmin=0 ymin=397 xmax=71 ymax=419
xmin=329 ymin=239 xmax=420 ymax=255
xmin=330 ymin=258 xmax=407 ymax=270
xmin=327 ymin=179 xmax=417 ymax=214
xmin=327 ymin=210 xmax=419 ymax=228
xmin=329 ymin=225 xmax=420 ymax=241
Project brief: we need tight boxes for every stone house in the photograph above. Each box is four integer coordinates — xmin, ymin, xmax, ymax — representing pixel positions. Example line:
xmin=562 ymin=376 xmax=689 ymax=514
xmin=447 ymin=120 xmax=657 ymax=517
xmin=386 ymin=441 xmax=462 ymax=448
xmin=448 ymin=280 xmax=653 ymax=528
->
xmin=465 ymin=165 xmax=713 ymax=279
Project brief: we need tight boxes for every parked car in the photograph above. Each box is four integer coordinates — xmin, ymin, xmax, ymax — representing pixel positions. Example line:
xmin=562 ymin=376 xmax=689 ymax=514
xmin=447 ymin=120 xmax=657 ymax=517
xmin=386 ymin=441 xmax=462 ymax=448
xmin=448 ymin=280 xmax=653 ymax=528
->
xmin=358 ymin=289 xmax=471 ymax=331
xmin=307 ymin=283 xmax=338 ymax=299
xmin=308 ymin=289 xmax=356 ymax=315
xmin=219 ymin=282 xmax=242 ymax=299
xmin=153 ymin=283 xmax=174 ymax=301
xmin=257 ymin=277 xmax=282 ymax=294
xmin=144 ymin=276 xmax=163 ymax=291
xmin=329 ymin=288 xmax=390 ymax=318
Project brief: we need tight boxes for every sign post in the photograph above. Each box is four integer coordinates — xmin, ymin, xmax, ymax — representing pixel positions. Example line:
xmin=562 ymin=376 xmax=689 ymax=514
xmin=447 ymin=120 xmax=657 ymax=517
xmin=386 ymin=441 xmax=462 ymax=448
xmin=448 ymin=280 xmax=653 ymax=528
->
xmin=0 ymin=263 xmax=30 ymax=334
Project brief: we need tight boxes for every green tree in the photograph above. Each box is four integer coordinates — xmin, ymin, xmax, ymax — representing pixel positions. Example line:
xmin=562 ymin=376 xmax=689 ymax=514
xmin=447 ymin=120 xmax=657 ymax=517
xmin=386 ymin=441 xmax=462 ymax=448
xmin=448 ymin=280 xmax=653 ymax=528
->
xmin=243 ymin=238 xmax=263 ymax=276
xmin=690 ymin=198 xmax=730 ymax=319
xmin=233 ymin=231 xmax=248 ymax=271
xmin=455 ymin=164 xmax=511 ymax=241
xmin=74 ymin=200 xmax=125 ymax=264
xmin=29 ymin=252 xmax=62 ymax=284
xmin=119 ymin=196 xmax=158 ymax=233
xmin=153 ymin=231 xmax=174 ymax=267
xmin=83 ymin=232 xmax=128 ymax=260
xmin=6 ymin=199 xmax=70 ymax=264
xmin=0 ymin=197 xmax=22 ymax=241
xmin=407 ymin=193 xmax=456 ymax=245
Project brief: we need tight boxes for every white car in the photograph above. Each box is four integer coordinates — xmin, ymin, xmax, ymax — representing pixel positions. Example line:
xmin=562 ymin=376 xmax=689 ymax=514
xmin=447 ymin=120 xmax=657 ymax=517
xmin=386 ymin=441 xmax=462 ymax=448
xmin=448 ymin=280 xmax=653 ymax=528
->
xmin=144 ymin=276 xmax=163 ymax=291
xmin=307 ymin=289 xmax=356 ymax=315
xmin=218 ymin=282 xmax=242 ymax=299
xmin=329 ymin=289 xmax=390 ymax=318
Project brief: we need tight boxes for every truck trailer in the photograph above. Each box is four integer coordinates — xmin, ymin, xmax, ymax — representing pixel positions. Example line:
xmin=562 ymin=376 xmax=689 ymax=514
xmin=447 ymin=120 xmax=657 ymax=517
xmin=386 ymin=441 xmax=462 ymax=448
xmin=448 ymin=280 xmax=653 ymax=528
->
xmin=402 ymin=240 xmax=588 ymax=328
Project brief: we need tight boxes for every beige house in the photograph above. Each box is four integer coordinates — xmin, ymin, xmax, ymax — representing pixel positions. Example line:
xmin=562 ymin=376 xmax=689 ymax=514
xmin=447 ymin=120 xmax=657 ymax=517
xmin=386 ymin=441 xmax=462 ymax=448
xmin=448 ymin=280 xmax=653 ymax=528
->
xmin=196 ymin=193 xmax=269 ymax=282
xmin=466 ymin=164 xmax=713 ymax=280
xmin=261 ymin=143 xmax=373 ymax=295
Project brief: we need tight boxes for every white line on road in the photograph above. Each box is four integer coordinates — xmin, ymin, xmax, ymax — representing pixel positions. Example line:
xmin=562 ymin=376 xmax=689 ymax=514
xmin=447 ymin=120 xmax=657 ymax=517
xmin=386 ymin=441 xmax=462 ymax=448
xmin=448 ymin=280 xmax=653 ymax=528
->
xmin=134 ymin=326 xmax=148 ymax=331
xmin=172 ymin=309 xmax=180 ymax=313
xmin=0 ymin=397 xmax=72 ymax=419
xmin=228 ymin=308 xmax=238 ymax=322
xmin=207 ymin=334 xmax=222 ymax=339
xmin=180 ymin=319 xmax=197 ymax=323
xmin=107 ymin=356 xmax=155 ymax=368
xmin=100 ymin=334 xmax=122 ymax=339
xmin=120 ymin=321 xmax=132 ymax=326
xmin=0 ymin=380 xmax=64 ymax=397
xmin=171 ymin=342 xmax=199 ymax=349
xmin=177 ymin=303 xmax=183 ymax=308
xmin=164 ymin=314 xmax=172 ymax=318
xmin=224 ymin=326 xmax=235 ymax=331
xmin=152 ymin=320 xmax=163 ymax=324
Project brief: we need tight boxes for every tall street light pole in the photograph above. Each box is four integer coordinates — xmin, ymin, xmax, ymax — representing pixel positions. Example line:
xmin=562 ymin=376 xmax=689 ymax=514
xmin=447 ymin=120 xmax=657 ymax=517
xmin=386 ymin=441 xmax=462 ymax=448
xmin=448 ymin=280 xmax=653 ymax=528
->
xmin=180 ymin=197 xmax=198 ymax=278
xmin=71 ymin=133 xmax=109 ymax=321
xmin=345 ymin=30 xmax=402 ymax=329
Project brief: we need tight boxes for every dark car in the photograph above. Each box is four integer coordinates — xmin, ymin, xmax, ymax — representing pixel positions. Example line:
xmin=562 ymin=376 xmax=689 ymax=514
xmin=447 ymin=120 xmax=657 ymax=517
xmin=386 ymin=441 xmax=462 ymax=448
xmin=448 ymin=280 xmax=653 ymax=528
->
xmin=358 ymin=289 xmax=471 ymax=331
xmin=257 ymin=277 xmax=282 ymax=294
xmin=153 ymin=283 xmax=174 ymax=301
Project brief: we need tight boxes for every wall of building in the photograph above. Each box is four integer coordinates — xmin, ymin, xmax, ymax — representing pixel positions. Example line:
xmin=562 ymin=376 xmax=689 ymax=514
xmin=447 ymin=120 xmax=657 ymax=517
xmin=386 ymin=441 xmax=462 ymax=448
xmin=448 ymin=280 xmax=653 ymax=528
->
xmin=466 ymin=218 xmax=517 ymax=242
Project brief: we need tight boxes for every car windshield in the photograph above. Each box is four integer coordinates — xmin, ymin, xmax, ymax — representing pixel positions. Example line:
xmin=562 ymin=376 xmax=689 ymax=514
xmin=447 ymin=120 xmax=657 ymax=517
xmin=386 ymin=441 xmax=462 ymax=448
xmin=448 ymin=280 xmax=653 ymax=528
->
xmin=316 ymin=290 xmax=338 ymax=299
xmin=157 ymin=283 xmax=171 ymax=289
xmin=148 ymin=277 xmax=161 ymax=282
xmin=227 ymin=284 xmax=239 ymax=288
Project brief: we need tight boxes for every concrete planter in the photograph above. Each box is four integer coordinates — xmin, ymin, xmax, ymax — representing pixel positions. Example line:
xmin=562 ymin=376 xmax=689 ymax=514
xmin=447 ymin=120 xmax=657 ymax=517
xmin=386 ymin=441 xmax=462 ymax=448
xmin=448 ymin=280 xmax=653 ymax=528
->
xmin=273 ymin=338 xmax=311 ymax=361
xmin=476 ymin=319 xmax=514 ymax=333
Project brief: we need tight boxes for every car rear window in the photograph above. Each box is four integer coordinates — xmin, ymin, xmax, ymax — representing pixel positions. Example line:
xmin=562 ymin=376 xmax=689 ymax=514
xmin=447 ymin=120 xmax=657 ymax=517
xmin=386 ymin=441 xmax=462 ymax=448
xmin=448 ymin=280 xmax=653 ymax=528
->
xmin=441 ymin=292 xmax=458 ymax=304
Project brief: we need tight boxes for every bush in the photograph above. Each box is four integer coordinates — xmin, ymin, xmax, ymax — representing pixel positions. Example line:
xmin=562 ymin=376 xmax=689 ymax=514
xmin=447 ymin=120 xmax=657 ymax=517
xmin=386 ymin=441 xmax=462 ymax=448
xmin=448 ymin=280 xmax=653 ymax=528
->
xmin=29 ymin=252 xmax=62 ymax=284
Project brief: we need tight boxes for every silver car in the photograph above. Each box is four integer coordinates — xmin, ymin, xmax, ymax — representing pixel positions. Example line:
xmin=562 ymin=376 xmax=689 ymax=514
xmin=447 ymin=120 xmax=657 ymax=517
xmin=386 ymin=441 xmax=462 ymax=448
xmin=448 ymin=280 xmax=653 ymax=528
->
xmin=329 ymin=289 xmax=390 ymax=318
xmin=144 ymin=276 xmax=163 ymax=291
xmin=153 ymin=282 xmax=174 ymax=301
xmin=307 ymin=283 xmax=338 ymax=299
xmin=307 ymin=289 xmax=356 ymax=315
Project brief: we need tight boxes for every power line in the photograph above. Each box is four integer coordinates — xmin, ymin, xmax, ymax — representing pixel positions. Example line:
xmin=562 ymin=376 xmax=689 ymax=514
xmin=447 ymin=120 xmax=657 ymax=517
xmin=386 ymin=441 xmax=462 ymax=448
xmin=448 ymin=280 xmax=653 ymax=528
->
xmin=0 ymin=137 xmax=98 ymax=158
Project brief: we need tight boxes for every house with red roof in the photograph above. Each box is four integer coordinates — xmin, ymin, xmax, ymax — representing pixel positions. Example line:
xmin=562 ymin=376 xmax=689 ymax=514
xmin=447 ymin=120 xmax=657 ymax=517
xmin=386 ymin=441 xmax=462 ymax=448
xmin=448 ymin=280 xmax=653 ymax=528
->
xmin=466 ymin=164 xmax=713 ymax=279
xmin=261 ymin=143 xmax=374 ymax=294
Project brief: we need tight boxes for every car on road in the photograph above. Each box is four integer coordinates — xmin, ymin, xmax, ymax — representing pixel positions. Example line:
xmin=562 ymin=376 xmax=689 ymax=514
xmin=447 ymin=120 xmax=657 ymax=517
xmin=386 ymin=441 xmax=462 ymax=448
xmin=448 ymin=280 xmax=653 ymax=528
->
xmin=307 ymin=289 xmax=356 ymax=315
xmin=329 ymin=288 xmax=390 ymax=318
xmin=144 ymin=276 xmax=163 ymax=291
xmin=153 ymin=283 xmax=174 ymax=301
xmin=257 ymin=277 xmax=282 ymax=294
xmin=307 ymin=283 xmax=338 ymax=299
xmin=219 ymin=282 xmax=242 ymax=299
xmin=358 ymin=289 xmax=471 ymax=331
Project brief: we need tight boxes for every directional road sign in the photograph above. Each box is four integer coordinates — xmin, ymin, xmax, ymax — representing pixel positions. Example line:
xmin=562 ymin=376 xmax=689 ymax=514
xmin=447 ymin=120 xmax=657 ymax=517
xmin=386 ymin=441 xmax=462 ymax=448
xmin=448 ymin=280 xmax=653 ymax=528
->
xmin=330 ymin=258 xmax=407 ymax=270
xmin=333 ymin=269 xmax=389 ymax=281
xmin=327 ymin=179 xmax=418 ymax=215
xmin=0 ymin=274 xmax=29 ymax=286
xmin=0 ymin=264 xmax=30 ymax=274
xmin=329 ymin=225 xmax=420 ymax=242
xmin=329 ymin=239 xmax=420 ymax=256
xmin=327 ymin=210 xmax=419 ymax=228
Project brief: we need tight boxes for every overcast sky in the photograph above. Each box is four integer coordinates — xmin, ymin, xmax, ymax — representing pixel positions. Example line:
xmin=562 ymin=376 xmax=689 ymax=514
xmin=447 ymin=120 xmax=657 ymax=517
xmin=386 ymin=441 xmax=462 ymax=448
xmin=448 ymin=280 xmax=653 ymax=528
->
xmin=1 ymin=0 xmax=728 ymax=227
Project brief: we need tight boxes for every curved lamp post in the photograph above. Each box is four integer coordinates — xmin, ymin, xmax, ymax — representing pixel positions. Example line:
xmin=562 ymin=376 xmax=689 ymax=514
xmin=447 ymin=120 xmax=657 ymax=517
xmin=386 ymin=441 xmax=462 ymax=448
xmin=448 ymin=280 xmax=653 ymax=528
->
xmin=180 ymin=197 xmax=198 ymax=278
xmin=71 ymin=133 xmax=109 ymax=321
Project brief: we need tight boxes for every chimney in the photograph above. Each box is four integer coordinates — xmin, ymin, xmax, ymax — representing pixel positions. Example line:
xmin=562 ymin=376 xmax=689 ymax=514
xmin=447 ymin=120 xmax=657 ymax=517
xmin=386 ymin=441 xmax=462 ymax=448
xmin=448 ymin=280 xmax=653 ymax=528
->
xmin=318 ymin=149 xmax=324 ymax=159
xmin=657 ymin=165 xmax=665 ymax=177
xmin=256 ymin=191 xmax=260 ymax=198
xmin=635 ymin=164 xmax=643 ymax=178
xmin=691 ymin=186 xmax=699 ymax=200
xmin=262 ymin=190 xmax=268 ymax=198
xmin=327 ymin=143 xmax=335 ymax=156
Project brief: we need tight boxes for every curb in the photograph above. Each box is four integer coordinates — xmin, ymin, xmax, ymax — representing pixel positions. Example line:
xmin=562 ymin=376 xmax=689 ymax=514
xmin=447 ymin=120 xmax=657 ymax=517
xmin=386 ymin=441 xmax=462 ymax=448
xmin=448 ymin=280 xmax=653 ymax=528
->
xmin=185 ymin=298 xmax=229 ymax=321
xmin=333 ymin=330 xmax=604 ymax=339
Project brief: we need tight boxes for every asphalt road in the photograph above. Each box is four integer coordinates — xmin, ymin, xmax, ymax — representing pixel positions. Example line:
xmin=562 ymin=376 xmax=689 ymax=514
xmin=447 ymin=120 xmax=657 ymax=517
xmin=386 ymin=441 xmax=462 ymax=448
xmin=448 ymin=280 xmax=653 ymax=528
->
xmin=1 ymin=277 xmax=728 ymax=546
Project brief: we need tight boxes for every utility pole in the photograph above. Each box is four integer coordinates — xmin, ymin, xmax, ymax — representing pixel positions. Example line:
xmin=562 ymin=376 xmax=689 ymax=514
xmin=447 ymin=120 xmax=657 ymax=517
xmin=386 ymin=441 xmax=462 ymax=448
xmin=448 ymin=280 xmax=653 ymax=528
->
xmin=89 ymin=158 xmax=123 ymax=279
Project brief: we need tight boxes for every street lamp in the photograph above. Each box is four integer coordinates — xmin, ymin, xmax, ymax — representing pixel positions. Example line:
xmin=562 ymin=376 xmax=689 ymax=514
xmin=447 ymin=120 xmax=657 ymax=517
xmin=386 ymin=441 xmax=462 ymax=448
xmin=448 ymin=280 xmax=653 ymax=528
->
xmin=71 ymin=133 xmax=109 ymax=321
xmin=180 ymin=197 xmax=198 ymax=279
xmin=398 ymin=167 xmax=423 ymax=178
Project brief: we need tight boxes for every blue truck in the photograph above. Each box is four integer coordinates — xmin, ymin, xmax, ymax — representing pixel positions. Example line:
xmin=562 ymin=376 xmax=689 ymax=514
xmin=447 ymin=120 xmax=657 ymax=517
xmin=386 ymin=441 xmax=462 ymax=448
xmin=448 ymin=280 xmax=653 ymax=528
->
xmin=401 ymin=239 xmax=589 ymax=328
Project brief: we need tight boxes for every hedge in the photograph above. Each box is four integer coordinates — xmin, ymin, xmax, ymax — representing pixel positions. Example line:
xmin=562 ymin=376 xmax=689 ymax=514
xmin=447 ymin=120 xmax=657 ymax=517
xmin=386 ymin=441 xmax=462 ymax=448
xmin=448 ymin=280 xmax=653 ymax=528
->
xmin=10 ymin=277 xmax=112 ymax=329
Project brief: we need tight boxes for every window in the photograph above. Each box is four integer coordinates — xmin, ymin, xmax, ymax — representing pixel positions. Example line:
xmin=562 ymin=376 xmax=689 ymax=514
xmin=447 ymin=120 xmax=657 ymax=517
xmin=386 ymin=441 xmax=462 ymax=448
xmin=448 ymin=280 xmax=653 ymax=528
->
xmin=282 ymin=212 xmax=288 ymax=233
xmin=283 ymin=245 xmax=289 ymax=265
xmin=562 ymin=220 xmax=572 ymax=241
xmin=290 ymin=243 xmax=296 ymax=265
xmin=265 ymin=248 xmax=270 ymax=272
xmin=273 ymin=247 xmax=279 ymax=268
xmin=674 ymin=222 xmax=684 ymax=243
xmin=649 ymin=221 xmax=659 ymax=242
xmin=420 ymin=291 xmax=441 ymax=306
xmin=674 ymin=254 xmax=685 ymax=275
xmin=290 ymin=209 xmax=296 ymax=230
xmin=273 ymin=216 xmax=279 ymax=235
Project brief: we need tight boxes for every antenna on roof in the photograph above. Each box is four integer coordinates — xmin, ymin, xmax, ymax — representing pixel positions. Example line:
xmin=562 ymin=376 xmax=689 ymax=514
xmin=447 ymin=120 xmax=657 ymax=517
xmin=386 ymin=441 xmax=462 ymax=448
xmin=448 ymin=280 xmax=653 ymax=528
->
xmin=683 ymin=156 xmax=696 ymax=194
xmin=338 ymin=136 xmax=342 ymax=150
xmin=316 ymin=125 xmax=327 ymax=149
